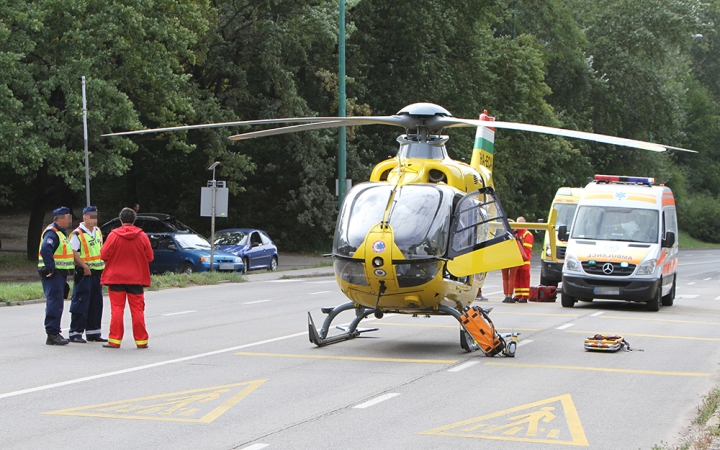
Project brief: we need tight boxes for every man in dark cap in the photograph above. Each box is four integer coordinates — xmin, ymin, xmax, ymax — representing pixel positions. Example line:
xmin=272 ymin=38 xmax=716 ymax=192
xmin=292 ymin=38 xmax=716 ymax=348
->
xmin=68 ymin=206 xmax=107 ymax=343
xmin=38 ymin=206 xmax=74 ymax=345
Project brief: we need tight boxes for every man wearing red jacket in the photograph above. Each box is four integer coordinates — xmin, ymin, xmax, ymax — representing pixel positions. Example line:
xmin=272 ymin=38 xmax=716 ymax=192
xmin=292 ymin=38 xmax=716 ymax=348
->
xmin=513 ymin=216 xmax=534 ymax=303
xmin=100 ymin=208 xmax=154 ymax=348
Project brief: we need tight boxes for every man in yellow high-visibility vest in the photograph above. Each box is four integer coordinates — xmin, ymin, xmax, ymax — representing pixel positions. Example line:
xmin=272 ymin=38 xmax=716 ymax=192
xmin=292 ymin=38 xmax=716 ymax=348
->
xmin=38 ymin=206 xmax=74 ymax=345
xmin=69 ymin=206 xmax=107 ymax=343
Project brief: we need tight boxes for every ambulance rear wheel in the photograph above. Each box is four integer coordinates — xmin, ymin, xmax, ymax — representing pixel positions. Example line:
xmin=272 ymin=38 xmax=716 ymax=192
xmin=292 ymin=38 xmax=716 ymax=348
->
xmin=647 ymin=288 xmax=661 ymax=312
xmin=662 ymin=279 xmax=676 ymax=306
xmin=561 ymin=293 xmax=576 ymax=308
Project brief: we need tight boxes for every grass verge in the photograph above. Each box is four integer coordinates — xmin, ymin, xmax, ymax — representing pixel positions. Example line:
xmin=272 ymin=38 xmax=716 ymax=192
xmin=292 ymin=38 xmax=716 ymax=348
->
xmin=678 ymin=230 xmax=720 ymax=249
xmin=0 ymin=272 xmax=245 ymax=305
xmin=652 ymin=386 xmax=720 ymax=449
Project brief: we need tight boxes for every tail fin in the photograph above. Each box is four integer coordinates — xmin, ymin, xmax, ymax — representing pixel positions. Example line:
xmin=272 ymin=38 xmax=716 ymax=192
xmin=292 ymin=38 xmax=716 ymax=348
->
xmin=470 ymin=110 xmax=496 ymax=174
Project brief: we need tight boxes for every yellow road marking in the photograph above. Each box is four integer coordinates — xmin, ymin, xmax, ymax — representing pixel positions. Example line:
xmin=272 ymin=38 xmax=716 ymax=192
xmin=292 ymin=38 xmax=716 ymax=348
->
xmin=492 ymin=312 xmax=579 ymax=317
xmin=485 ymin=362 xmax=709 ymax=377
xmin=420 ymin=394 xmax=588 ymax=446
xmin=373 ymin=322 xmax=540 ymax=331
xmin=660 ymin=311 xmax=720 ymax=318
xmin=566 ymin=330 xmax=720 ymax=341
xmin=43 ymin=380 xmax=266 ymax=422
xmin=235 ymin=352 xmax=457 ymax=364
xmin=600 ymin=316 xmax=720 ymax=325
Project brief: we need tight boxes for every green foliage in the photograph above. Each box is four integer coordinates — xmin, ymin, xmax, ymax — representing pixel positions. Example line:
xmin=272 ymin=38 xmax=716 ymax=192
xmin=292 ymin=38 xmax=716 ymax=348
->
xmin=2 ymin=0 xmax=720 ymax=249
xmin=678 ymin=192 xmax=720 ymax=243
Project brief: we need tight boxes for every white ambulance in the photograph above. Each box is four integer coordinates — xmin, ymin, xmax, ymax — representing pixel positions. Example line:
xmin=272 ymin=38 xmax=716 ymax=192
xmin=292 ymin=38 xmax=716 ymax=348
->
xmin=560 ymin=175 xmax=678 ymax=311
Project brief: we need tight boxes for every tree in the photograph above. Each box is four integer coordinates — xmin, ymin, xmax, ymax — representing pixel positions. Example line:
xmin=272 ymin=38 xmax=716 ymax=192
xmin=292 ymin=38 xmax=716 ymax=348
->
xmin=0 ymin=0 xmax=217 ymax=259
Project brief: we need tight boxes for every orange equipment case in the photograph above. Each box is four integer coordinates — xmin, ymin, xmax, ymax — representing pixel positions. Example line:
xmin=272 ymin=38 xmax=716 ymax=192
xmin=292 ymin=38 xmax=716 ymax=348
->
xmin=460 ymin=306 xmax=506 ymax=356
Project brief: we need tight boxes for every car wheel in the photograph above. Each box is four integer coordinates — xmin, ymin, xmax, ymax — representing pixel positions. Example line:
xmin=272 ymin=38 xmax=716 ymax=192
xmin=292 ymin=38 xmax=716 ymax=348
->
xmin=662 ymin=278 xmax=676 ymax=307
xmin=268 ymin=256 xmax=278 ymax=272
xmin=647 ymin=287 xmax=661 ymax=312
xmin=242 ymin=257 xmax=249 ymax=274
xmin=180 ymin=262 xmax=195 ymax=275
xmin=561 ymin=293 xmax=576 ymax=308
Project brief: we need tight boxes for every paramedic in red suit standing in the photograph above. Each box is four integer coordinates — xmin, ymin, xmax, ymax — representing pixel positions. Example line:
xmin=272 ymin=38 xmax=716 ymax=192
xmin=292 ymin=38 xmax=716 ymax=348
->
xmin=100 ymin=208 xmax=153 ymax=348
xmin=513 ymin=217 xmax=534 ymax=303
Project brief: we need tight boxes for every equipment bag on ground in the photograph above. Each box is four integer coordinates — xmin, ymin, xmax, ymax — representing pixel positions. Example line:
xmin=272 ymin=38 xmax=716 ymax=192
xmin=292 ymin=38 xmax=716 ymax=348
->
xmin=460 ymin=306 xmax=506 ymax=356
xmin=529 ymin=285 xmax=557 ymax=302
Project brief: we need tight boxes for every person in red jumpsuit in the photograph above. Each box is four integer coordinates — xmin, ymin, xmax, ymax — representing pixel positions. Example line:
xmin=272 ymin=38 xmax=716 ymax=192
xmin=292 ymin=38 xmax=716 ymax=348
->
xmin=513 ymin=216 xmax=534 ymax=303
xmin=100 ymin=208 xmax=154 ymax=348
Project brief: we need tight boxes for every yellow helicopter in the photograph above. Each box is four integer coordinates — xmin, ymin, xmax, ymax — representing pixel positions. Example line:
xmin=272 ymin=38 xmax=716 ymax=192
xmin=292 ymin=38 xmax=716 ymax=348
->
xmin=104 ymin=102 xmax=694 ymax=352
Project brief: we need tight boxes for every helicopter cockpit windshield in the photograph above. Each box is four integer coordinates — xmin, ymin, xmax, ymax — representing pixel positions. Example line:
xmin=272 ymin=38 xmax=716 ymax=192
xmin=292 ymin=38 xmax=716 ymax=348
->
xmin=333 ymin=183 xmax=455 ymax=259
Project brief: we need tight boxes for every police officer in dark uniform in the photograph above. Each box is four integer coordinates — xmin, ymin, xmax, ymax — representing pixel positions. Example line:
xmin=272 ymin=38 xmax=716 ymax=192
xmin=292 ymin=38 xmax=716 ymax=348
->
xmin=38 ymin=206 xmax=74 ymax=345
xmin=69 ymin=206 xmax=108 ymax=343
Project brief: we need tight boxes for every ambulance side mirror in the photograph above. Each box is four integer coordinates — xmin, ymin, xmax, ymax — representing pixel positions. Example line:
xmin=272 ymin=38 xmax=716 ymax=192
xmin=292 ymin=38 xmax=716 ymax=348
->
xmin=557 ymin=225 xmax=569 ymax=242
xmin=662 ymin=231 xmax=675 ymax=248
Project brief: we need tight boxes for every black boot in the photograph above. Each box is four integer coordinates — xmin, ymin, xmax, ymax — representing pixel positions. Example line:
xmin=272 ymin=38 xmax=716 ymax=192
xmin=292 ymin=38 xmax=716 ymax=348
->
xmin=46 ymin=334 xmax=69 ymax=345
xmin=502 ymin=297 xmax=516 ymax=303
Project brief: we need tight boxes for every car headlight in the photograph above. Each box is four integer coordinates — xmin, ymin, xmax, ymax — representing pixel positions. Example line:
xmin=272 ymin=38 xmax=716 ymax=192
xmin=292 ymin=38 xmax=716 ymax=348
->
xmin=637 ymin=259 xmax=657 ymax=275
xmin=235 ymin=257 xmax=242 ymax=263
xmin=564 ymin=255 xmax=581 ymax=272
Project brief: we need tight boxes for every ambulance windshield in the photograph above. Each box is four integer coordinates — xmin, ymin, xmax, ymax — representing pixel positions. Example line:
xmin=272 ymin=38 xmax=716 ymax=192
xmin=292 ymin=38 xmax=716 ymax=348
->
xmin=571 ymin=206 xmax=658 ymax=243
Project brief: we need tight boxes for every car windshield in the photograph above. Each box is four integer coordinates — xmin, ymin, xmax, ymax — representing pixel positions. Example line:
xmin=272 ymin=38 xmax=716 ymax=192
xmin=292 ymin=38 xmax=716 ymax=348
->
xmin=174 ymin=234 xmax=212 ymax=250
xmin=554 ymin=203 xmax=577 ymax=227
xmin=214 ymin=231 xmax=248 ymax=246
xmin=571 ymin=206 xmax=658 ymax=243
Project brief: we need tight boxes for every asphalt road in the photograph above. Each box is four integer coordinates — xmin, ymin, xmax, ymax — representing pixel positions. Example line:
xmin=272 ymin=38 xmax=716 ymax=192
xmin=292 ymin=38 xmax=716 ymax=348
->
xmin=2 ymin=250 xmax=720 ymax=449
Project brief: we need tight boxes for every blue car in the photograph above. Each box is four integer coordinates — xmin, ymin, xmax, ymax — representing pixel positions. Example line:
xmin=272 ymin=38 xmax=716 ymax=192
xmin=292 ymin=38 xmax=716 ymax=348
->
xmin=147 ymin=233 xmax=244 ymax=274
xmin=214 ymin=228 xmax=278 ymax=273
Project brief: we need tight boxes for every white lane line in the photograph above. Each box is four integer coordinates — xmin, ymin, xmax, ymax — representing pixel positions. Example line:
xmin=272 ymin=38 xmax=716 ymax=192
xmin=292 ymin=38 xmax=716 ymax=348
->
xmin=162 ymin=310 xmax=197 ymax=316
xmin=590 ymin=311 xmax=605 ymax=317
xmin=704 ymin=278 xmax=712 ymax=281
xmin=484 ymin=290 xmax=504 ymax=296
xmin=688 ymin=282 xmax=696 ymax=285
xmin=309 ymin=291 xmax=331 ymax=295
xmin=354 ymin=393 xmax=400 ymax=409
xmin=676 ymin=295 xmax=699 ymax=299
xmin=267 ymin=279 xmax=304 ymax=283
xmin=306 ymin=280 xmax=337 ymax=284
xmin=556 ymin=323 xmax=574 ymax=330
xmin=243 ymin=300 xmax=271 ymax=305
xmin=0 ymin=331 xmax=307 ymax=400
xmin=448 ymin=361 xmax=480 ymax=372
xmin=715 ymin=296 xmax=720 ymax=301
xmin=241 ymin=445 xmax=269 ymax=450
xmin=518 ymin=340 xmax=534 ymax=347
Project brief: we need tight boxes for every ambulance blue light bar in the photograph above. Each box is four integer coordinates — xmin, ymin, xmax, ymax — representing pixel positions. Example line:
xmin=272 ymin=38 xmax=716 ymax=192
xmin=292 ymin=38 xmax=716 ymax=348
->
xmin=594 ymin=174 xmax=654 ymax=185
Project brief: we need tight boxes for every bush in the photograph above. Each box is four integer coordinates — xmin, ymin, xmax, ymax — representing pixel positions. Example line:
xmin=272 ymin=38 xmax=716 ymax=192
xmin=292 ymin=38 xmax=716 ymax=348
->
xmin=678 ymin=193 xmax=720 ymax=243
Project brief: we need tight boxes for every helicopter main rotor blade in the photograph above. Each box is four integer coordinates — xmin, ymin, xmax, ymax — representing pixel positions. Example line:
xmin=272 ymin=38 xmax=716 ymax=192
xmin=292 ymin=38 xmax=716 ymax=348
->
xmin=102 ymin=116 xmax=411 ymax=137
xmin=227 ymin=119 xmax=401 ymax=141
xmin=432 ymin=117 xmax=696 ymax=153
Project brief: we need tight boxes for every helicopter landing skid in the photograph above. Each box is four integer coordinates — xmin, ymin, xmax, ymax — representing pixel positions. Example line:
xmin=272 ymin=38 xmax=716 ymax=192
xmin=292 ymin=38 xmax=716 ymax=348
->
xmin=308 ymin=302 xmax=379 ymax=347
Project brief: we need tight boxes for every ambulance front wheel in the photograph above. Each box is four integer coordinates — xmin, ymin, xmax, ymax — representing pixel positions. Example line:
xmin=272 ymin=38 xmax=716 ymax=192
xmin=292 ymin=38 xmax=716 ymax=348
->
xmin=662 ymin=279 xmax=676 ymax=307
xmin=647 ymin=287 xmax=661 ymax=312
xmin=561 ymin=293 xmax=576 ymax=308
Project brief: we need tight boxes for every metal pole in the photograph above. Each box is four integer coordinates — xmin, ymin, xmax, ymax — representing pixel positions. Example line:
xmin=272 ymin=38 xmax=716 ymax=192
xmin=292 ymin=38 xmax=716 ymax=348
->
xmin=82 ymin=76 xmax=90 ymax=206
xmin=338 ymin=0 xmax=347 ymax=208
xmin=210 ymin=168 xmax=216 ymax=273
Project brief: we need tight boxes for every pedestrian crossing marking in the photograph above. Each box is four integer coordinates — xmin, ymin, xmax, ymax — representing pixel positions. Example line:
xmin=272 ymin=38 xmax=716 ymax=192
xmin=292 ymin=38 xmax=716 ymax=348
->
xmin=420 ymin=394 xmax=588 ymax=446
xmin=43 ymin=380 xmax=267 ymax=423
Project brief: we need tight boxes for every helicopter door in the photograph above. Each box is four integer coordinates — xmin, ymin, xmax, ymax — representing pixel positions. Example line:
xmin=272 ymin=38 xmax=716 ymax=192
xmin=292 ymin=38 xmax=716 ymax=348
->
xmin=446 ymin=187 xmax=524 ymax=277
